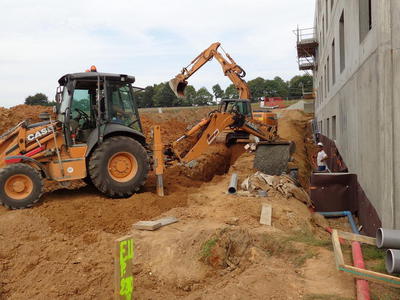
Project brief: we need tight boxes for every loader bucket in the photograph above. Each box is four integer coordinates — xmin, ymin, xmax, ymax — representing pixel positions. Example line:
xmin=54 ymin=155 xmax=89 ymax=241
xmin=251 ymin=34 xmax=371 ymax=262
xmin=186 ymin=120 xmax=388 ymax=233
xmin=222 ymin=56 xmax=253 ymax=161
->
xmin=253 ymin=142 xmax=295 ymax=175
xmin=169 ymin=77 xmax=188 ymax=98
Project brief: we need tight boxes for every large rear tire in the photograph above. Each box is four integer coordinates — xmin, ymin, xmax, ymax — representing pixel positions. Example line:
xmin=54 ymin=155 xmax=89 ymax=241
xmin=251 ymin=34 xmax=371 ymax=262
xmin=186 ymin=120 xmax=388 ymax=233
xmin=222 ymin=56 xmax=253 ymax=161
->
xmin=89 ymin=136 xmax=149 ymax=197
xmin=0 ymin=163 xmax=43 ymax=209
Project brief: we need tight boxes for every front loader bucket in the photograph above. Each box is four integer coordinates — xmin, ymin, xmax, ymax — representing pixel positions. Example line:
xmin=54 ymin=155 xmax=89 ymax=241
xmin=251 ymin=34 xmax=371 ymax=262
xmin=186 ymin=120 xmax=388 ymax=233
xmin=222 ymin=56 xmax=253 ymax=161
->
xmin=169 ymin=77 xmax=188 ymax=98
xmin=253 ymin=142 xmax=295 ymax=175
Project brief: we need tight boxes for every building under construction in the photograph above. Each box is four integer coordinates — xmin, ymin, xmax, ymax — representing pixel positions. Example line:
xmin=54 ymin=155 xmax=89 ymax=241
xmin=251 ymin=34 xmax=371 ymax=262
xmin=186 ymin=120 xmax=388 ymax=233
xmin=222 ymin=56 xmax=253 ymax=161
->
xmin=298 ymin=0 xmax=400 ymax=230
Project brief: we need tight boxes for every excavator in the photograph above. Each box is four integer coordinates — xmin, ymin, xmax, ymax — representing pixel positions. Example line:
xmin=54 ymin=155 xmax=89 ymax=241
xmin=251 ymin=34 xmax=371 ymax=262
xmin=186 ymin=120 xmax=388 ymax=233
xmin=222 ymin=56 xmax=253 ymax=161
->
xmin=168 ymin=42 xmax=293 ymax=174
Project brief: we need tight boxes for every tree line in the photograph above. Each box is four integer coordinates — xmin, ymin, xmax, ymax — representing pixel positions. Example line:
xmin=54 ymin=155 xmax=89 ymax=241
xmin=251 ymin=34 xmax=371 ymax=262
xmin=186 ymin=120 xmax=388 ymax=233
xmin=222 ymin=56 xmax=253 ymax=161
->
xmin=24 ymin=74 xmax=313 ymax=107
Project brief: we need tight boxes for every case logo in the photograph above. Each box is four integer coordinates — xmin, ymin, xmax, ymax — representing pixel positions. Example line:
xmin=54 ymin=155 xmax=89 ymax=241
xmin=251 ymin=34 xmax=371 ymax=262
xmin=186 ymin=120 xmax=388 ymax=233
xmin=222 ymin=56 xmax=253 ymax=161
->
xmin=27 ymin=126 xmax=54 ymax=142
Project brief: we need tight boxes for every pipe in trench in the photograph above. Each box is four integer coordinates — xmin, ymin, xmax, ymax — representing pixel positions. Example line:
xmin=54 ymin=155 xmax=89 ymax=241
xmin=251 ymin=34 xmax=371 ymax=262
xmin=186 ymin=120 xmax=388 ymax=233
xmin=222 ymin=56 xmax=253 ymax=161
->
xmin=228 ymin=173 xmax=238 ymax=194
xmin=317 ymin=211 xmax=370 ymax=300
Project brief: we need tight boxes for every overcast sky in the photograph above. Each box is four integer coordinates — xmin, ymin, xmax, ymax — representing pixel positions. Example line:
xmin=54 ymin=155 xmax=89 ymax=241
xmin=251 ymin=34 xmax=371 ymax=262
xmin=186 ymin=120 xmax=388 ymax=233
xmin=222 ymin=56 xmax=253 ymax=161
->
xmin=0 ymin=0 xmax=314 ymax=108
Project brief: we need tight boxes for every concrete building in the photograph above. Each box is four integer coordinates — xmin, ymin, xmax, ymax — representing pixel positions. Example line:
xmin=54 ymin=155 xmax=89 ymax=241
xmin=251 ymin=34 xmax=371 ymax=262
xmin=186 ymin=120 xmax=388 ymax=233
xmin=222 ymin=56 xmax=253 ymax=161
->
xmin=299 ymin=0 xmax=400 ymax=229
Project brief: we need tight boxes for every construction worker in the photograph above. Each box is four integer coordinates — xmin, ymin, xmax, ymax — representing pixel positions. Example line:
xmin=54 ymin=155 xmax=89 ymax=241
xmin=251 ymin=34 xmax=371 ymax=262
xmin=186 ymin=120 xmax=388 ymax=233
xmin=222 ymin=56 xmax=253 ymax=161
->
xmin=316 ymin=142 xmax=328 ymax=171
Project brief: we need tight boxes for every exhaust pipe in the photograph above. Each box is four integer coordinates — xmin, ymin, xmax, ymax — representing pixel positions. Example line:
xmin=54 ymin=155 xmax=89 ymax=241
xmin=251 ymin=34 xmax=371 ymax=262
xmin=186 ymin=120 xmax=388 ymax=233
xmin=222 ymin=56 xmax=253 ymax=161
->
xmin=386 ymin=249 xmax=400 ymax=274
xmin=169 ymin=77 xmax=188 ymax=98
xmin=228 ymin=173 xmax=238 ymax=194
xmin=376 ymin=228 xmax=400 ymax=249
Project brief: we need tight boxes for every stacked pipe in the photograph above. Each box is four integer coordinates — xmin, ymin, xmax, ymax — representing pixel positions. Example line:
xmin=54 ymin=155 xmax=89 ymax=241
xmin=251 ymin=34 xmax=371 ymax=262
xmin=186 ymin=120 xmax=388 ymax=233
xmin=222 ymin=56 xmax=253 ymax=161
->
xmin=376 ymin=228 xmax=400 ymax=274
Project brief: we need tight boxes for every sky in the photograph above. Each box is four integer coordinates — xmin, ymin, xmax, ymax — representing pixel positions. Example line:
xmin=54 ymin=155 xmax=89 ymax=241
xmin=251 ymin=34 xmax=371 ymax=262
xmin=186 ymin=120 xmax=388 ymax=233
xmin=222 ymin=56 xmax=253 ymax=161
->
xmin=0 ymin=0 xmax=315 ymax=107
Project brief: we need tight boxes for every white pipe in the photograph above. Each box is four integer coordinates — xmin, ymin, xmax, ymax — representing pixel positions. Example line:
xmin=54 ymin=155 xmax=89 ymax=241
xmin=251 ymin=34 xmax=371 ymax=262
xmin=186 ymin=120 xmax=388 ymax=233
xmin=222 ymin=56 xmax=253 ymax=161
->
xmin=228 ymin=173 xmax=238 ymax=194
xmin=376 ymin=228 xmax=400 ymax=249
xmin=386 ymin=249 xmax=400 ymax=274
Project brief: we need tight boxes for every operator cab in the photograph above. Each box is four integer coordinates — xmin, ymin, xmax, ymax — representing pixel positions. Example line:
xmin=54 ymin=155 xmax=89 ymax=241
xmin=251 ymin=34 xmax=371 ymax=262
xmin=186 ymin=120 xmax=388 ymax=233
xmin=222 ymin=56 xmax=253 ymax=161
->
xmin=56 ymin=72 xmax=142 ymax=144
xmin=219 ymin=99 xmax=252 ymax=117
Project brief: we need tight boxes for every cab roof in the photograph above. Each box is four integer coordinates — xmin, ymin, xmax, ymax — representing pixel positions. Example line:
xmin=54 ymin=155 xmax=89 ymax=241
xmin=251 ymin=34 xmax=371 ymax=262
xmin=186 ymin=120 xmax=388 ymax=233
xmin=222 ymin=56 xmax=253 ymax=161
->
xmin=58 ymin=72 xmax=135 ymax=85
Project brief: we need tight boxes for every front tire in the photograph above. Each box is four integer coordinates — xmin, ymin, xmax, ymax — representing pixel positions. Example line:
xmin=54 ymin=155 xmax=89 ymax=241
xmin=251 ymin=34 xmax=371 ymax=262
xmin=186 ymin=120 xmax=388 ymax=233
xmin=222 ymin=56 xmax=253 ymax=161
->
xmin=88 ymin=136 xmax=149 ymax=197
xmin=0 ymin=164 xmax=43 ymax=209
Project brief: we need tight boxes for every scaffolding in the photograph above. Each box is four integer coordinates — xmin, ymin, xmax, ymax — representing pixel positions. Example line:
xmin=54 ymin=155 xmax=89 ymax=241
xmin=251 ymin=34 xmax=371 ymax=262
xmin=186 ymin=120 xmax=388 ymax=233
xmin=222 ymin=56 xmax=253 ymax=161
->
xmin=295 ymin=27 xmax=318 ymax=72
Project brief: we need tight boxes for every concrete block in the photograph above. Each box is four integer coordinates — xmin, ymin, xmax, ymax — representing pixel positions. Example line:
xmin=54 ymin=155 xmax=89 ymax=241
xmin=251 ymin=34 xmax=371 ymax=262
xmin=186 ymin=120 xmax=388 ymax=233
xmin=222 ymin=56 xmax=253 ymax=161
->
xmin=133 ymin=221 xmax=162 ymax=231
xmin=260 ymin=204 xmax=272 ymax=226
xmin=155 ymin=216 xmax=179 ymax=226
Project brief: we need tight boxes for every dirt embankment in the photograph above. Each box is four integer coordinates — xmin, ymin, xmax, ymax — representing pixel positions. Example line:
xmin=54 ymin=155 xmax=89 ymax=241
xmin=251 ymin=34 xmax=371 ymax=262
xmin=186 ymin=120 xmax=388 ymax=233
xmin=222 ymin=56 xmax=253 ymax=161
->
xmin=0 ymin=105 xmax=361 ymax=300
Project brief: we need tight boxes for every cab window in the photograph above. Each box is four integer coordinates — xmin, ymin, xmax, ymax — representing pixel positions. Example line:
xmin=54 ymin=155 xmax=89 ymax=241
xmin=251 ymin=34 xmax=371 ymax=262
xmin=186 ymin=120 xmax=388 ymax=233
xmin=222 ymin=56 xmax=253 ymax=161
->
xmin=108 ymin=83 xmax=141 ymax=131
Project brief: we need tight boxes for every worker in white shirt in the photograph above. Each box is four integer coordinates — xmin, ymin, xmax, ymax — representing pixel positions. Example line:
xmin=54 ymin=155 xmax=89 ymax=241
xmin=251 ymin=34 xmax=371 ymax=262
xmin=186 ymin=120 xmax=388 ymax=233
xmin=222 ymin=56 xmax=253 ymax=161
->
xmin=316 ymin=142 xmax=329 ymax=171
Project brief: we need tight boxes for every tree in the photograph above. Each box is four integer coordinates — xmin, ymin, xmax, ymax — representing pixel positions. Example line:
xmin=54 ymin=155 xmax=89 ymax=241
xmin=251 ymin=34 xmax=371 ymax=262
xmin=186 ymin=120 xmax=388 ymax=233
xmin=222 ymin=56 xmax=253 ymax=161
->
xmin=193 ymin=87 xmax=213 ymax=106
xmin=153 ymin=82 xmax=179 ymax=107
xmin=212 ymin=84 xmax=224 ymax=99
xmin=181 ymin=85 xmax=196 ymax=106
xmin=224 ymin=84 xmax=239 ymax=99
xmin=25 ymin=93 xmax=49 ymax=106
xmin=247 ymin=77 xmax=266 ymax=100
xmin=288 ymin=74 xmax=313 ymax=99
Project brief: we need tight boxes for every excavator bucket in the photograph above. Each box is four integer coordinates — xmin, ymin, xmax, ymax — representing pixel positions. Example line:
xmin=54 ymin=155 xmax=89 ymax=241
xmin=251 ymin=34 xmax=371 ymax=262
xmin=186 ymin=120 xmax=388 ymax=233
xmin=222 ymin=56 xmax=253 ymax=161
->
xmin=253 ymin=141 xmax=295 ymax=175
xmin=169 ymin=77 xmax=188 ymax=98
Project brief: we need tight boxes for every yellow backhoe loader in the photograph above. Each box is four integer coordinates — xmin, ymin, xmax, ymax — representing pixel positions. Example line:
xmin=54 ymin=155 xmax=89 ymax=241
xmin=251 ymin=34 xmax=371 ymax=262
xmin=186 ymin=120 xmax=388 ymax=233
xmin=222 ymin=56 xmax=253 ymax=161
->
xmin=168 ymin=42 xmax=294 ymax=175
xmin=0 ymin=68 xmax=164 ymax=209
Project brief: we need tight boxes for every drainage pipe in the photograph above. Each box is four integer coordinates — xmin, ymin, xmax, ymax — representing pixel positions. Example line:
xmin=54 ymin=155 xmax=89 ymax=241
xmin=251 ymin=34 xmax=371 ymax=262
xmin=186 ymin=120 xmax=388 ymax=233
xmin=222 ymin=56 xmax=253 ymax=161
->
xmin=376 ymin=228 xmax=400 ymax=249
xmin=228 ymin=173 xmax=238 ymax=194
xmin=318 ymin=211 xmax=359 ymax=234
xmin=386 ymin=249 xmax=400 ymax=274
xmin=318 ymin=211 xmax=370 ymax=300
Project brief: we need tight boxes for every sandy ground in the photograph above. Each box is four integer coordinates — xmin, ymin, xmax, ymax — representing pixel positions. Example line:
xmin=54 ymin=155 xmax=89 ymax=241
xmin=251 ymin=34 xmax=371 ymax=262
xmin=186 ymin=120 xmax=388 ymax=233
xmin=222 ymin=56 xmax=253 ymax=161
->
xmin=0 ymin=105 xmax=395 ymax=299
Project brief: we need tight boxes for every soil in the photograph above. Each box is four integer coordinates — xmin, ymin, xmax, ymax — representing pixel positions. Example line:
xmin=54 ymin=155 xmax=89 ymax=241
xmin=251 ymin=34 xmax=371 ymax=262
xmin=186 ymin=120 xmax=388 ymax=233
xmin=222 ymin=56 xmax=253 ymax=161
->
xmin=0 ymin=105 xmax=393 ymax=299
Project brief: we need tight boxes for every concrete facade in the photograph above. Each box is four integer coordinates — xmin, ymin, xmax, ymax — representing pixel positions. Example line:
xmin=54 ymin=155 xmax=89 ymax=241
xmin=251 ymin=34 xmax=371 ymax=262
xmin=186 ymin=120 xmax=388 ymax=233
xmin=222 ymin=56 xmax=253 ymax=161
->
xmin=313 ymin=0 xmax=400 ymax=229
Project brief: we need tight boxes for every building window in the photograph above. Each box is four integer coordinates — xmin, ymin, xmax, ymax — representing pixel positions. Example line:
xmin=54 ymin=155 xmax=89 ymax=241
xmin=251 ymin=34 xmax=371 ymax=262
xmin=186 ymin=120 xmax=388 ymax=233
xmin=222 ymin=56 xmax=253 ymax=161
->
xmin=326 ymin=0 xmax=329 ymax=29
xmin=331 ymin=0 xmax=334 ymax=10
xmin=359 ymin=0 xmax=372 ymax=42
xmin=332 ymin=39 xmax=336 ymax=84
xmin=332 ymin=115 xmax=337 ymax=140
xmin=324 ymin=65 xmax=327 ymax=98
xmin=322 ymin=16 xmax=325 ymax=47
xmin=327 ymin=56 xmax=330 ymax=92
xmin=319 ymin=120 xmax=323 ymax=133
xmin=327 ymin=118 xmax=330 ymax=137
xmin=321 ymin=76 xmax=324 ymax=100
xmin=339 ymin=10 xmax=346 ymax=73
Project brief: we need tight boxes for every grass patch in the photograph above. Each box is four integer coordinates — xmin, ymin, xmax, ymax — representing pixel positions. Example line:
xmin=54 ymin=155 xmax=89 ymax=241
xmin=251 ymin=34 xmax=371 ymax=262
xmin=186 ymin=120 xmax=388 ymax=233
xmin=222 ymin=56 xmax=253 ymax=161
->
xmin=304 ymin=294 xmax=352 ymax=300
xmin=200 ymin=238 xmax=218 ymax=259
xmin=362 ymin=245 xmax=385 ymax=261
xmin=284 ymin=228 xmax=331 ymax=248
xmin=370 ymin=259 xmax=387 ymax=273
xmin=371 ymin=293 xmax=398 ymax=300
xmin=293 ymin=251 xmax=318 ymax=267
xmin=259 ymin=233 xmax=318 ymax=267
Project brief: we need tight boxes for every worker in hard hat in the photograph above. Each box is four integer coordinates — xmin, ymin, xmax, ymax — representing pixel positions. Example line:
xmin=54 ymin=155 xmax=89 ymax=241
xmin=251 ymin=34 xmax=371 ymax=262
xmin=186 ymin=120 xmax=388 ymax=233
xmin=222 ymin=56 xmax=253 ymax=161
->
xmin=316 ymin=142 xmax=328 ymax=171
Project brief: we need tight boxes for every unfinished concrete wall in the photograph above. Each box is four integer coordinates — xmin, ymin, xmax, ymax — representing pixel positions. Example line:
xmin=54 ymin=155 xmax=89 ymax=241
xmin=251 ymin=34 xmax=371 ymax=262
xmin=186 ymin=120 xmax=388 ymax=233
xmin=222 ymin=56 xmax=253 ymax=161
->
xmin=313 ymin=0 xmax=399 ymax=228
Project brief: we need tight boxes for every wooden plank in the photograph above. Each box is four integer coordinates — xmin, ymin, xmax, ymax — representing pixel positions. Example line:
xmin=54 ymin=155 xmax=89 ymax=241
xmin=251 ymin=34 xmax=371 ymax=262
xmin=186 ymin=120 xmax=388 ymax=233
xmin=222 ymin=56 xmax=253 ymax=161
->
xmin=331 ymin=230 xmax=345 ymax=268
xmin=259 ymin=204 xmax=272 ymax=226
xmin=340 ymin=264 xmax=400 ymax=288
xmin=337 ymin=230 xmax=376 ymax=246
xmin=133 ymin=221 xmax=162 ymax=231
xmin=114 ymin=235 xmax=135 ymax=300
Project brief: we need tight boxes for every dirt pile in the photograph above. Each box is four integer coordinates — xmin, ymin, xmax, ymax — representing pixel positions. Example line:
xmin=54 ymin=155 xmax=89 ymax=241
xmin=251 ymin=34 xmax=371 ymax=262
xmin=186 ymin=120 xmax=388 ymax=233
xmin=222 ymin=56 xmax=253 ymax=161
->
xmin=0 ymin=105 xmax=53 ymax=135
xmin=278 ymin=109 xmax=315 ymax=189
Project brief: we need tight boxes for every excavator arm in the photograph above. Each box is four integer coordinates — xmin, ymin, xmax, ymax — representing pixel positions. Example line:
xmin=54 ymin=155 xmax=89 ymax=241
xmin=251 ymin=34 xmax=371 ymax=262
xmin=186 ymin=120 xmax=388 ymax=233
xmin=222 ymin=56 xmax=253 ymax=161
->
xmin=169 ymin=42 xmax=251 ymax=99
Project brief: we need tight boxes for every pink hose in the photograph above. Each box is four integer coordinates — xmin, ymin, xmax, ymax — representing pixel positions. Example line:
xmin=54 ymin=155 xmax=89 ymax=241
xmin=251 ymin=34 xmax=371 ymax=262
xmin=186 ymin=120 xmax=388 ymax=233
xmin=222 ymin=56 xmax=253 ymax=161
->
xmin=351 ymin=242 xmax=370 ymax=300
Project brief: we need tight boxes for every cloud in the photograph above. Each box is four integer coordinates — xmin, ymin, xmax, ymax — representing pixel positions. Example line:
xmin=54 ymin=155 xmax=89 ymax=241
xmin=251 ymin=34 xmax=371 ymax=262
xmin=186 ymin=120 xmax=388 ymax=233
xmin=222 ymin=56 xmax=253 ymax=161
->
xmin=0 ymin=0 xmax=315 ymax=107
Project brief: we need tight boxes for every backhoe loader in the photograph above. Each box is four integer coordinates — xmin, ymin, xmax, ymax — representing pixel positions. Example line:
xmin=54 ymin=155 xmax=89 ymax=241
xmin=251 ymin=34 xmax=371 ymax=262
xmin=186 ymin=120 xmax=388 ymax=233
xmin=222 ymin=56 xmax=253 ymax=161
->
xmin=168 ymin=42 xmax=293 ymax=175
xmin=0 ymin=68 xmax=164 ymax=209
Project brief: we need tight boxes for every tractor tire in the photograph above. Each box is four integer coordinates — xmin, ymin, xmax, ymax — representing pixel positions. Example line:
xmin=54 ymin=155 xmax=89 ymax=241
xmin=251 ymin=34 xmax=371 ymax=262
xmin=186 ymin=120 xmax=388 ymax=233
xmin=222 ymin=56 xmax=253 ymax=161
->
xmin=89 ymin=136 xmax=149 ymax=198
xmin=0 ymin=163 xmax=43 ymax=209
